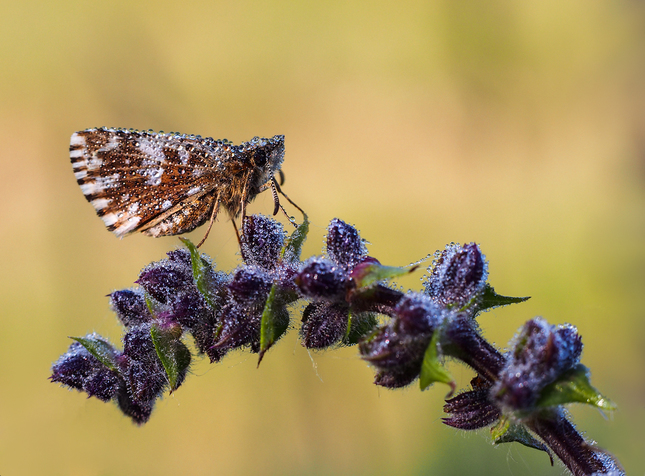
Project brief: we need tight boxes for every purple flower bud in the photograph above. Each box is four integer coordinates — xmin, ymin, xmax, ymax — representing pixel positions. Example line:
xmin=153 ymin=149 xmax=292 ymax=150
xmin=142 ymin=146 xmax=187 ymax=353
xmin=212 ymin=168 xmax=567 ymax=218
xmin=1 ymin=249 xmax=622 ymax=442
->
xmin=188 ymin=313 xmax=218 ymax=355
xmin=300 ymin=302 xmax=349 ymax=348
xmin=109 ymin=288 xmax=153 ymax=327
xmin=84 ymin=368 xmax=122 ymax=402
xmin=492 ymin=317 xmax=583 ymax=412
xmin=122 ymin=324 xmax=157 ymax=361
xmin=116 ymin=387 xmax=155 ymax=425
xmin=120 ymin=357 xmax=167 ymax=403
xmin=394 ymin=293 xmax=443 ymax=334
xmin=208 ymin=303 xmax=262 ymax=362
xmin=373 ymin=366 xmax=423 ymax=389
xmin=51 ymin=341 xmax=97 ymax=390
xmin=161 ymin=289 xmax=212 ymax=329
xmin=167 ymin=248 xmax=229 ymax=297
xmin=120 ymin=325 xmax=167 ymax=403
xmin=166 ymin=248 xmax=193 ymax=267
xmin=241 ymin=214 xmax=287 ymax=269
xmin=136 ymin=259 xmax=194 ymax=304
xmin=326 ymin=218 xmax=366 ymax=270
xmin=228 ymin=266 xmax=273 ymax=305
xmin=358 ymin=292 xmax=445 ymax=388
xmin=50 ymin=339 xmax=121 ymax=402
xmin=295 ymin=257 xmax=346 ymax=300
xmin=359 ymin=322 xmax=431 ymax=388
xmin=424 ymin=243 xmax=488 ymax=308
xmin=275 ymin=265 xmax=298 ymax=293
xmin=443 ymin=389 xmax=500 ymax=430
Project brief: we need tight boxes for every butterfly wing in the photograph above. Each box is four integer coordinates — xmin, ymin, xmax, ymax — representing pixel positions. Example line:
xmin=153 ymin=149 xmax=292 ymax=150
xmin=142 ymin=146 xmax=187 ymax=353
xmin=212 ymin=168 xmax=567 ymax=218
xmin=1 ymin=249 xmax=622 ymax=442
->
xmin=70 ymin=128 xmax=232 ymax=237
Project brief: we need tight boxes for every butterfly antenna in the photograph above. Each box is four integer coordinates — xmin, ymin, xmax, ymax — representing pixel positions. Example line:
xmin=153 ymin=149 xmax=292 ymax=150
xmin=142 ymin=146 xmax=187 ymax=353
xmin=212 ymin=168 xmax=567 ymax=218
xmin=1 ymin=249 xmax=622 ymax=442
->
xmin=272 ymin=177 xmax=306 ymax=223
xmin=270 ymin=178 xmax=280 ymax=216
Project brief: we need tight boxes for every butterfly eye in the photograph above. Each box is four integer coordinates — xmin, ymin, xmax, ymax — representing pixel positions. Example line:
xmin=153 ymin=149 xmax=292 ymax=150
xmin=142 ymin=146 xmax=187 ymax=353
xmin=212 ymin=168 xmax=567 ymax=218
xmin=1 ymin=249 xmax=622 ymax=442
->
xmin=255 ymin=149 xmax=267 ymax=167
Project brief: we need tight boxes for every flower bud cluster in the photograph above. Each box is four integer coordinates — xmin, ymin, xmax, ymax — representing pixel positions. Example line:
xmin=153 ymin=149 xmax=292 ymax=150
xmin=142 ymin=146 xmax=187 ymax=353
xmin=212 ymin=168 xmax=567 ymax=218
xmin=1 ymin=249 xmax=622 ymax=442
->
xmin=50 ymin=209 xmax=623 ymax=473
xmin=492 ymin=317 xmax=583 ymax=413
xmin=134 ymin=248 xmax=228 ymax=354
xmin=50 ymin=337 xmax=121 ymax=402
xmin=359 ymin=293 xmax=445 ymax=388
xmin=296 ymin=219 xmax=400 ymax=349
xmin=209 ymin=215 xmax=296 ymax=362
xmin=52 ymin=223 xmax=499 ymax=422
xmin=51 ymin=218 xmax=600 ymax=448
xmin=51 ymin=247 xmax=226 ymax=424
xmin=357 ymin=241 xmax=490 ymax=389
xmin=50 ymin=324 xmax=188 ymax=425
xmin=50 ymin=216 xmax=361 ymax=420
xmin=424 ymin=242 xmax=487 ymax=309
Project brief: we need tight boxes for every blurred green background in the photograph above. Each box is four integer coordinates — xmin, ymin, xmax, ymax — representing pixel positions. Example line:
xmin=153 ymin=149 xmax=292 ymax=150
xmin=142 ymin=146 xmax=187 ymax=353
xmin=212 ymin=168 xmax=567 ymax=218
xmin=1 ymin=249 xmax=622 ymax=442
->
xmin=1 ymin=1 xmax=644 ymax=474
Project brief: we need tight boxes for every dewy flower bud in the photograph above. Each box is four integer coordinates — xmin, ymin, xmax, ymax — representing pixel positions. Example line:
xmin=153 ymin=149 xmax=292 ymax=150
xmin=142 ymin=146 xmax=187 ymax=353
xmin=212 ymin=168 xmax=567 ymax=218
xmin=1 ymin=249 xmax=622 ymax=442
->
xmin=161 ymin=288 xmax=211 ymax=330
xmin=208 ymin=303 xmax=263 ymax=362
xmin=395 ymin=293 xmax=443 ymax=334
xmin=326 ymin=218 xmax=366 ymax=270
xmin=241 ymin=214 xmax=287 ymax=269
xmin=492 ymin=317 xmax=583 ymax=412
xmin=121 ymin=325 xmax=168 ymax=401
xmin=295 ymin=257 xmax=347 ymax=300
xmin=109 ymin=288 xmax=153 ymax=327
xmin=116 ymin=388 xmax=154 ymax=425
xmin=443 ymin=387 xmax=500 ymax=430
xmin=300 ymin=302 xmax=349 ymax=349
xmin=166 ymin=248 xmax=193 ymax=267
xmin=374 ymin=366 xmax=426 ymax=389
xmin=228 ymin=266 xmax=273 ymax=305
xmin=114 ymin=325 xmax=173 ymax=425
xmin=50 ymin=338 xmax=121 ymax=402
xmin=359 ymin=293 xmax=446 ymax=388
xmin=136 ymin=255 xmax=194 ymax=304
xmin=424 ymin=243 xmax=487 ymax=308
xmin=359 ymin=322 xmax=429 ymax=388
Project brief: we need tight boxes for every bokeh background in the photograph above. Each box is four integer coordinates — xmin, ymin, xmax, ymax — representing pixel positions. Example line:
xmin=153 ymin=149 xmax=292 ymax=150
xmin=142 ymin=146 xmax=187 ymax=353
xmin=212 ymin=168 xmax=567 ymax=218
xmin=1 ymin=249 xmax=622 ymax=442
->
xmin=1 ymin=1 xmax=644 ymax=475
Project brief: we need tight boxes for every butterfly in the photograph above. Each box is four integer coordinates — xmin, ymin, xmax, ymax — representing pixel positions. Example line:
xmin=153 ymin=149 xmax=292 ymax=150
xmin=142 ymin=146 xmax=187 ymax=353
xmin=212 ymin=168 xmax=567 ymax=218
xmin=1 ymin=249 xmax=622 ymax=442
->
xmin=70 ymin=127 xmax=301 ymax=246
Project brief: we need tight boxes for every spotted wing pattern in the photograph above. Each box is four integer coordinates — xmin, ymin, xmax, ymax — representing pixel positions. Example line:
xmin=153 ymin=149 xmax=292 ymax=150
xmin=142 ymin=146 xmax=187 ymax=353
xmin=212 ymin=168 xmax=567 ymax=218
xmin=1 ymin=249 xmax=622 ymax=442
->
xmin=71 ymin=128 xmax=247 ymax=237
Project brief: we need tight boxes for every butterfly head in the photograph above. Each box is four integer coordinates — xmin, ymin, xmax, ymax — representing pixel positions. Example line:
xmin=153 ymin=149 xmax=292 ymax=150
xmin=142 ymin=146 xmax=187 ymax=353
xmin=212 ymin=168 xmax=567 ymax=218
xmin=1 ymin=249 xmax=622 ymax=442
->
xmin=241 ymin=135 xmax=285 ymax=189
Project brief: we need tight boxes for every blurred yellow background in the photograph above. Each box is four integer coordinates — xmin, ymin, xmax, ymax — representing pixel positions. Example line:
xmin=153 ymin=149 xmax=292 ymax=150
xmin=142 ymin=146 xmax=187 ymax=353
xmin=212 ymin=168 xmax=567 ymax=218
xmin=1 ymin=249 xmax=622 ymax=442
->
xmin=1 ymin=1 xmax=643 ymax=474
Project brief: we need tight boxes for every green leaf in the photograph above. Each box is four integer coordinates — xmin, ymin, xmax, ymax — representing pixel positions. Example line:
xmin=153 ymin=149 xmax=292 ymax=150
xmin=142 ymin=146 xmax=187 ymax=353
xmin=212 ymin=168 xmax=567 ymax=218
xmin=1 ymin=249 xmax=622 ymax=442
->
xmin=342 ymin=311 xmax=379 ymax=346
xmin=150 ymin=324 xmax=191 ymax=392
xmin=71 ymin=335 xmax=120 ymax=372
xmin=491 ymin=418 xmax=552 ymax=462
xmin=536 ymin=364 xmax=617 ymax=411
xmin=478 ymin=284 xmax=530 ymax=312
xmin=281 ymin=213 xmax=309 ymax=262
xmin=419 ymin=330 xmax=456 ymax=395
xmin=258 ymin=285 xmax=290 ymax=365
xmin=350 ymin=260 xmax=419 ymax=290
xmin=180 ymin=237 xmax=215 ymax=308
xmin=143 ymin=293 xmax=161 ymax=318
xmin=490 ymin=416 xmax=511 ymax=441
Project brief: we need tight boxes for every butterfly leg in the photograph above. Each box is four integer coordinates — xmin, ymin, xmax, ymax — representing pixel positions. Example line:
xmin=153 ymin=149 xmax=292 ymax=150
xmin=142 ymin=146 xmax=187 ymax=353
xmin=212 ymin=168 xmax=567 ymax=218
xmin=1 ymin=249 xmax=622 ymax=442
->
xmin=230 ymin=218 xmax=246 ymax=261
xmin=196 ymin=198 xmax=220 ymax=248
